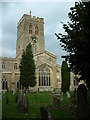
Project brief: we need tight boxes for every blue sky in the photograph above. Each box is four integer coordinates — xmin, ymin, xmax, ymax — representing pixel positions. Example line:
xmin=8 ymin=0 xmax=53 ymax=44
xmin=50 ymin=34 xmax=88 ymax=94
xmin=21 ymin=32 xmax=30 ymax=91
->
xmin=0 ymin=0 xmax=79 ymax=65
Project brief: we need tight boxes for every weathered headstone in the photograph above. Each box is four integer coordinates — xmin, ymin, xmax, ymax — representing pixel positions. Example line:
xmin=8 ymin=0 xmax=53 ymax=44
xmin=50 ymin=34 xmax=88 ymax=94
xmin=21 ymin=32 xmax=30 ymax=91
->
xmin=13 ymin=89 xmax=15 ymax=95
xmin=60 ymin=93 xmax=64 ymax=102
xmin=55 ymin=98 xmax=60 ymax=109
xmin=77 ymin=84 xmax=87 ymax=118
xmin=66 ymin=91 xmax=70 ymax=98
xmin=22 ymin=94 xmax=28 ymax=114
xmin=48 ymin=111 xmax=51 ymax=120
xmin=18 ymin=91 xmax=22 ymax=104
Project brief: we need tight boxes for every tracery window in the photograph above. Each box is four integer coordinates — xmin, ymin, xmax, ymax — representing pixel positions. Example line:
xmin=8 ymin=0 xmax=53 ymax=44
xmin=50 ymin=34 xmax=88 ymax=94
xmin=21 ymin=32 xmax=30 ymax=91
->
xmin=29 ymin=24 xmax=33 ymax=34
xmin=2 ymin=76 xmax=8 ymax=90
xmin=35 ymin=25 xmax=39 ymax=35
xmin=38 ymin=65 xmax=51 ymax=86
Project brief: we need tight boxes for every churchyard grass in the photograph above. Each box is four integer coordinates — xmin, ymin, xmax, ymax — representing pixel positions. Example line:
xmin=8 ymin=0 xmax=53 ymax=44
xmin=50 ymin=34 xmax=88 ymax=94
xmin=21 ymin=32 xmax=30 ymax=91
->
xmin=2 ymin=92 xmax=76 ymax=119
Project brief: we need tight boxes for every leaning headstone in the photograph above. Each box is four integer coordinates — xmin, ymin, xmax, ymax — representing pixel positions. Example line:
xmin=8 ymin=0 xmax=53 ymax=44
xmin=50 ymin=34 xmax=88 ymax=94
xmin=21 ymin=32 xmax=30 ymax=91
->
xmin=77 ymin=84 xmax=87 ymax=118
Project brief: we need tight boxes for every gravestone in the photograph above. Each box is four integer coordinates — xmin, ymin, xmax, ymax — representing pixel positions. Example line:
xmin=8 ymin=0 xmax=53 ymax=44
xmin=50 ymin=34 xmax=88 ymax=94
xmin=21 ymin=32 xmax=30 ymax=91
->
xmin=6 ymin=89 xmax=9 ymax=104
xmin=60 ymin=93 xmax=64 ymax=102
xmin=77 ymin=84 xmax=87 ymax=118
xmin=13 ymin=89 xmax=15 ymax=95
xmin=55 ymin=98 xmax=60 ymax=109
xmin=18 ymin=91 xmax=22 ymax=104
xmin=50 ymin=92 xmax=54 ymax=105
xmin=35 ymin=90 xmax=38 ymax=98
xmin=66 ymin=91 xmax=70 ymax=98
xmin=40 ymin=106 xmax=51 ymax=120
xmin=22 ymin=94 xmax=28 ymax=114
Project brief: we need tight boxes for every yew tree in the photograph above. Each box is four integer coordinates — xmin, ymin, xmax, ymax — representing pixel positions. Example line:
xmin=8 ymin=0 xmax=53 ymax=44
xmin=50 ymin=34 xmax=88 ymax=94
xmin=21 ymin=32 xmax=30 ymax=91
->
xmin=55 ymin=1 xmax=90 ymax=88
xmin=61 ymin=61 xmax=70 ymax=93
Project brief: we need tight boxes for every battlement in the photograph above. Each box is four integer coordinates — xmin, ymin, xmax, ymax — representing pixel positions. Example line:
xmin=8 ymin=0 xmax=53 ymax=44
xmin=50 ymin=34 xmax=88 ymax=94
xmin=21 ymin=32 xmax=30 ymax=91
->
xmin=17 ymin=14 xmax=44 ymax=27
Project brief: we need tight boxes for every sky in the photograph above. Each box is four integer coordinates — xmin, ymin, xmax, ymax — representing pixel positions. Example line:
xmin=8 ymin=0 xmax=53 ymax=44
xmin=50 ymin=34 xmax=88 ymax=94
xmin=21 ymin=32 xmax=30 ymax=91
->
xmin=0 ymin=0 xmax=79 ymax=65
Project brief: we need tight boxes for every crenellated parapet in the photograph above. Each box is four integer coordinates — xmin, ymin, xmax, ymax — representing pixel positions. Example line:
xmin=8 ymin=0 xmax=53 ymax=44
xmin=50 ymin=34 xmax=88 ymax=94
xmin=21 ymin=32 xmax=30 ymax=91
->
xmin=17 ymin=14 xmax=44 ymax=27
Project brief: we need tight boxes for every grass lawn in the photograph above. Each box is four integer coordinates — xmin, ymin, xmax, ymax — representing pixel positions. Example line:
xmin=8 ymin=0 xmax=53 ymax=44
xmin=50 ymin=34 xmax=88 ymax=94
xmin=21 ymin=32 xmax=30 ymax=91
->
xmin=2 ymin=92 xmax=76 ymax=119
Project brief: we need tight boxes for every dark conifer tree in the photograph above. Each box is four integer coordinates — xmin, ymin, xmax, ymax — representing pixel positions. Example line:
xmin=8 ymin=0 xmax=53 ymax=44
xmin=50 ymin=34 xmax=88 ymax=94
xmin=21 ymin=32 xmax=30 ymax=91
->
xmin=19 ymin=43 xmax=36 ymax=90
xmin=61 ymin=61 xmax=70 ymax=93
xmin=56 ymin=1 xmax=90 ymax=88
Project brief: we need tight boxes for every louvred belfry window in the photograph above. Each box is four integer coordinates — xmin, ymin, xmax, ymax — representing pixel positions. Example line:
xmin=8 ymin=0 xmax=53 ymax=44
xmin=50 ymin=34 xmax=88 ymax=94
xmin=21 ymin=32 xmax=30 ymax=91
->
xmin=29 ymin=24 xmax=33 ymax=34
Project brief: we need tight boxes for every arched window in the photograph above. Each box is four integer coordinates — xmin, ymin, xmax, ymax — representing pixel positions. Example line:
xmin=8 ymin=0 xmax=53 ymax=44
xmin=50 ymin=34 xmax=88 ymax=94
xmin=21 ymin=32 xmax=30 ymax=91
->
xmin=2 ymin=76 xmax=8 ymax=90
xmin=2 ymin=62 xmax=5 ymax=69
xmin=35 ymin=26 xmax=39 ymax=35
xmin=38 ymin=65 xmax=51 ymax=86
xmin=29 ymin=24 xmax=33 ymax=34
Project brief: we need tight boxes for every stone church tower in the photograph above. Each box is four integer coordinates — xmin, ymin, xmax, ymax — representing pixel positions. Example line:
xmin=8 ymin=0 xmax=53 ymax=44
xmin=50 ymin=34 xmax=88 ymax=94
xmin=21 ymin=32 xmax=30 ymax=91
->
xmin=16 ymin=14 xmax=45 ymax=58
xmin=1 ymin=14 xmax=62 ymax=92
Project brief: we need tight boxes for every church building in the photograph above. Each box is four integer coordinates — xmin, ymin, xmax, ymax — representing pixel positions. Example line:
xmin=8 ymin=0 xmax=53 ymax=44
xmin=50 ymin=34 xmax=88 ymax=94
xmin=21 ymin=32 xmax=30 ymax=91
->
xmin=1 ymin=14 xmax=62 ymax=92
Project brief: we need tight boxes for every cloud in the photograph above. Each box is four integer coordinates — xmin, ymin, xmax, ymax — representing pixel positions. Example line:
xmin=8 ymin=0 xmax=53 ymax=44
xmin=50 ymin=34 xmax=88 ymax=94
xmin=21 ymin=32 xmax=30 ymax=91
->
xmin=45 ymin=33 xmax=67 ymax=64
xmin=2 ymin=47 xmax=16 ymax=58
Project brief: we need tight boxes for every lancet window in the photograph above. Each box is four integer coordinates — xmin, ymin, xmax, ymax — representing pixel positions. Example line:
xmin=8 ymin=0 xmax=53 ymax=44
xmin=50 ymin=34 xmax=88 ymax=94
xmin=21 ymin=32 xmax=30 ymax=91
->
xmin=29 ymin=24 xmax=33 ymax=34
